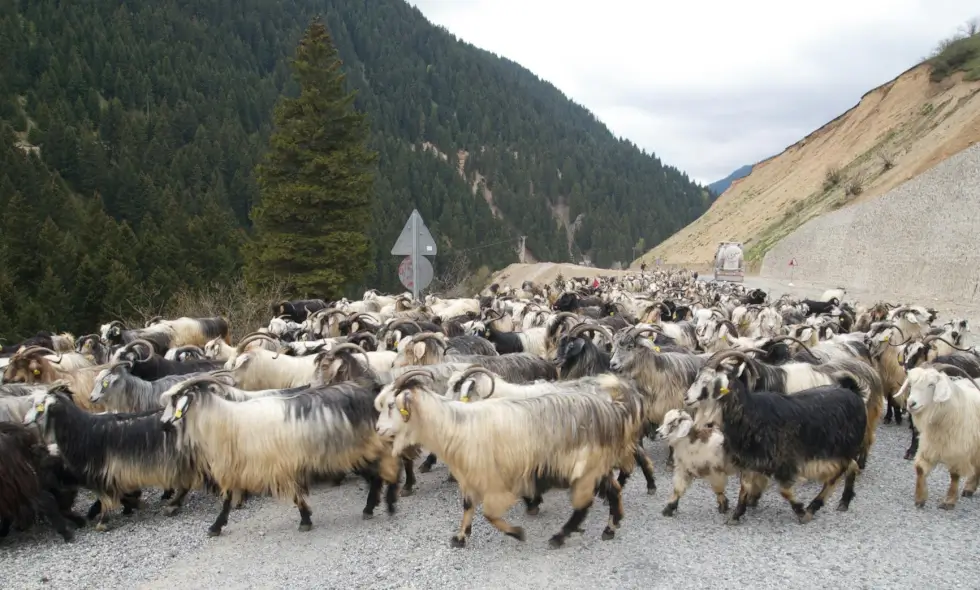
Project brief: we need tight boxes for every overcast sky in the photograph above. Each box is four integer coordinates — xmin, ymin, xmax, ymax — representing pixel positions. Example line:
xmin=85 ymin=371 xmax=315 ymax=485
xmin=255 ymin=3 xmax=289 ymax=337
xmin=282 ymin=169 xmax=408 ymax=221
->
xmin=408 ymin=1 xmax=978 ymax=184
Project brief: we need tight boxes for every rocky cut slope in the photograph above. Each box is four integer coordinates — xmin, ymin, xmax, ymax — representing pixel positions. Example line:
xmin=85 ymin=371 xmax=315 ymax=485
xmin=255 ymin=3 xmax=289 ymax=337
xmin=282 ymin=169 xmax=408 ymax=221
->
xmin=634 ymin=51 xmax=980 ymax=268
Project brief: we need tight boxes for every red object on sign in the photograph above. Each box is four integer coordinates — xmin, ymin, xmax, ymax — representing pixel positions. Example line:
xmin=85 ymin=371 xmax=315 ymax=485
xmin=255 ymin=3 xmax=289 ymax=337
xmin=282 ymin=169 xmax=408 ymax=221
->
xmin=789 ymin=258 xmax=797 ymax=267
xmin=398 ymin=256 xmax=414 ymax=289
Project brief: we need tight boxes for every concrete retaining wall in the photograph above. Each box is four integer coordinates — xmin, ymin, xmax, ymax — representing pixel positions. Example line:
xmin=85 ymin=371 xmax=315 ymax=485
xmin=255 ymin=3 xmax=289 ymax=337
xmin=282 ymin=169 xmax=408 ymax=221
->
xmin=761 ymin=142 xmax=980 ymax=304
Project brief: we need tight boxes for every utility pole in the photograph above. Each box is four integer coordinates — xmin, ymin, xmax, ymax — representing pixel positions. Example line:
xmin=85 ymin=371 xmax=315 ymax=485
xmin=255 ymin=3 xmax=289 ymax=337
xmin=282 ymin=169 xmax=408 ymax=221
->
xmin=518 ymin=235 xmax=526 ymax=263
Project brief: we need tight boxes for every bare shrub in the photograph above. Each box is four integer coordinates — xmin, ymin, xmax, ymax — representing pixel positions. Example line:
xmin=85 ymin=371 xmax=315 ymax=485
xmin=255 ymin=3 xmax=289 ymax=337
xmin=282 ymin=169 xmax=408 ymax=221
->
xmin=879 ymin=151 xmax=895 ymax=171
xmin=427 ymin=253 xmax=491 ymax=298
xmin=823 ymin=167 xmax=844 ymax=191
xmin=845 ymin=179 xmax=863 ymax=197
xmin=113 ymin=276 xmax=289 ymax=342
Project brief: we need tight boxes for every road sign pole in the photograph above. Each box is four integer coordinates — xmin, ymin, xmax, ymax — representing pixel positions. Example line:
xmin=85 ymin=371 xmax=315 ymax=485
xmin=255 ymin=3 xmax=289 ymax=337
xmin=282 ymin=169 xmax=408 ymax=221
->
xmin=411 ymin=213 xmax=419 ymax=302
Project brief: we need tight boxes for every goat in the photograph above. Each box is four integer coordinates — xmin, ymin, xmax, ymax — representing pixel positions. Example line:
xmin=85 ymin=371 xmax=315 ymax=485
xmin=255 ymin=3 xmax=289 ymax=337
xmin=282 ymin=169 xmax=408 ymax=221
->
xmin=375 ymin=369 xmax=634 ymax=548
xmin=114 ymin=340 xmax=224 ymax=381
xmin=90 ymin=362 xmax=209 ymax=413
xmin=686 ymin=350 xmax=867 ymax=524
xmin=0 ymin=421 xmax=84 ymax=542
xmin=657 ymin=409 xmax=738 ymax=517
xmin=899 ymin=366 xmax=980 ymax=510
xmin=160 ymin=375 xmax=401 ymax=536
xmin=272 ymin=299 xmax=329 ymax=323
xmin=24 ymin=386 xmax=203 ymax=529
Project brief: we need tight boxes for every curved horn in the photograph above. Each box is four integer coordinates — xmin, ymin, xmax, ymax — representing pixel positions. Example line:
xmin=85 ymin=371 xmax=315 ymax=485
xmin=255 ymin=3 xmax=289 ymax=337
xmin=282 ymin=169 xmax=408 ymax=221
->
xmin=568 ymin=322 xmax=613 ymax=341
xmin=389 ymin=318 xmax=423 ymax=333
xmin=928 ymin=363 xmax=980 ymax=393
xmin=123 ymin=339 xmax=156 ymax=360
xmin=551 ymin=311 xmax=580 ymax=326
xmin=457 ymin=366 xmax=496 ymax=399
xmin=390 ymin=368 xmax=435 ymax=390
xmin=413 ymin=332 xmax=448 ymax=351
xmin=17 ymin=346 xmax=61 ymax=361
xmin=706 ymin=348 xmax=751 ymax=369
xmin=768 ymin=335 xmax=816 ymax=358
xmin=326 ymin=343 xmax=371 ymax=366
xmin=922 ymin=334 xmax=974 ymax=352
xmin=107 ymin=320 xmax=126 ymax=330
xmin=236 ymin=332 xmax=279 ymax=352
xmin=718 ymin=320 xmax=739 ymax=338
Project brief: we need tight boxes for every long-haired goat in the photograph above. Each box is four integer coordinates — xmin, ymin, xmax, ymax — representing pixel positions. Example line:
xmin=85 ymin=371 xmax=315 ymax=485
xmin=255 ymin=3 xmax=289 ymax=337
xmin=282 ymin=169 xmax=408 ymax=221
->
xmin=375 ymin=369 xmax=634 ymax=548
xmin=160 ymin=376 xmax=401 ymax=536
xmin=0 ymin=421 xmax=84 ymax=542
xmin=685 ymin=350 xmax=867 ymax=524
xmin=24 ymin=386 xmax=203 ymax=529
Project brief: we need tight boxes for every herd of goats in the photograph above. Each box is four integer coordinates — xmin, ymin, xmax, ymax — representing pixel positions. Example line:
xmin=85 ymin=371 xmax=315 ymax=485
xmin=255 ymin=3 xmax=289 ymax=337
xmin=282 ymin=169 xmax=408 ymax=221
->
xmin=0 ymin=269 xmax=978 ymax=550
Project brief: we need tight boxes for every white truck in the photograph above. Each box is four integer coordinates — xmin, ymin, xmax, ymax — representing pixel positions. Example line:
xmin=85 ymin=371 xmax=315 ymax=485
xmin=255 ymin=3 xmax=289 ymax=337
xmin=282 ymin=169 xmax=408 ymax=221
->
xmin=713 ymin=242 xmax=744 ymax=282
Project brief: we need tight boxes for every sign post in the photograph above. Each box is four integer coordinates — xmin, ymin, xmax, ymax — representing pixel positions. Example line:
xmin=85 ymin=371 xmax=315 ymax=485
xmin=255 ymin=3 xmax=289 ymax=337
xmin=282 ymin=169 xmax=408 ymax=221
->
xmin=788 ymin=258 xmax=797 ymax=284
xmin=391 ymin=209 xmax=437 ymax=301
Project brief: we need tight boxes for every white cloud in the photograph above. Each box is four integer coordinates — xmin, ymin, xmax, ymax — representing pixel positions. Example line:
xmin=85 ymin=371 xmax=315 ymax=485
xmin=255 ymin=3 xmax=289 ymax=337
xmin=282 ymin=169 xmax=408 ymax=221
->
xmin=409 ymin=0 xmax=979 ymax=184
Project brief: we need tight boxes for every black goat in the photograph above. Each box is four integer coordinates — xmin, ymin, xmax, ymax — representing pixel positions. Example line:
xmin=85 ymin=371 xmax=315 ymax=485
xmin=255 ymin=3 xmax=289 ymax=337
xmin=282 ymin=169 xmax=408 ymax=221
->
xmin=697 ymin=350 xmax=867 ymax=524
xmin=25 ymin=387 xmax=202 ymax=530
xmin=0 ymin=332 xmax=57 ymax=358
xmin=802 ymin=298 xmax=840 ymax=316
xmin=272 ymin=299 xmax=329 ymax=323
xmin=552 ymin=291 xmax=603 ymax=312
xmin=114 ymin=340 xmax=224 ymax=381
xmin=446 ymin=334 xmax=498 ymax=356
xmin=0 ymin=421 xmax=85 ymax=542
xmin=554 ymin=323 xmax=612 ymax=379
xmin=740 ymin=289 xmax=767 ymax=305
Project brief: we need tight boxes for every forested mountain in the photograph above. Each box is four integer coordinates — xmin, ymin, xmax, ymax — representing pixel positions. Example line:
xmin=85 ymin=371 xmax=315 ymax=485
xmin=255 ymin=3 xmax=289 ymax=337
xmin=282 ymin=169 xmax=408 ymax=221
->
xmin=0 ymin=0 xmax=709 ymax=337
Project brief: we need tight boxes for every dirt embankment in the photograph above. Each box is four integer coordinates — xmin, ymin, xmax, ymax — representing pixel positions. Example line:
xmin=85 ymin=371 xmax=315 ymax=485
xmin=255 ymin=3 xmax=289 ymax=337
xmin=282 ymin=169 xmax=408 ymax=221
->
xmin=489 ymin=262 xmax=632 ymax=290
xmin=635 ymin=64 xmax=980 ymax=267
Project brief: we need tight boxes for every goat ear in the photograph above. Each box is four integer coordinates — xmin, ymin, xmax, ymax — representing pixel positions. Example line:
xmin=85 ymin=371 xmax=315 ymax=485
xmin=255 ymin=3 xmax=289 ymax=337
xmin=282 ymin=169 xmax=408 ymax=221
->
xmin=233 ymin=353 xmax=252 ymax=370
xmin=800 ymin=327 xmax=813 ymax=343
xmin=933 ymin=376 xmax=953 ymax=403
xmin=905 ymin=312 xmax=919 ymax=325
xmin=399 ymin=391 xmax=413 ymax=421
xmin=674 ymin=420 xmax=693 ymax=439
xmin=412 ymin=342 xmax=426 ymax=360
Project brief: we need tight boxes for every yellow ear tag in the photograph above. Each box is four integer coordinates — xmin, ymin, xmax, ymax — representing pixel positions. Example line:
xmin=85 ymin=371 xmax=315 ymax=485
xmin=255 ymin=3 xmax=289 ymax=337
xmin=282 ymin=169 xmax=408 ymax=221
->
xmin=654 ymin=346 xmax=661 ymax=352
xmin=460 ymin=395 xmax=470 ymax=403
xmin=85 ymin=354 xmax=94 ymax=361
xmin=174 ymin=408 xmax=183 ymax=419
xmin=35 ymin=403 xmax=44 ymax=412
xmin=897 ymin=354 xmax=903 ymax=363
xmin=102 ymin=380 xmax=109 ymax=387
xmin=609 ymin=312 xmax=614 ymax=316
xmin=398 ymin=408 xmax=409 ymax=416
xmin=32 ymin=369 xmax=40 ymax=375
xmin=883 ymin=336 xmax=889 ymax=342
xmin=719 ymin=387 xmax=730 ymax=396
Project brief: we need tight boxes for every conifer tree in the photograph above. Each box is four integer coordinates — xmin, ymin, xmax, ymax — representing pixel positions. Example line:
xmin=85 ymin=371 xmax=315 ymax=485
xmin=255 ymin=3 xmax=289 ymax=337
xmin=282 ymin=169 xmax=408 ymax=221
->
xmin=245 ymin=17 xmax=377 ymax=298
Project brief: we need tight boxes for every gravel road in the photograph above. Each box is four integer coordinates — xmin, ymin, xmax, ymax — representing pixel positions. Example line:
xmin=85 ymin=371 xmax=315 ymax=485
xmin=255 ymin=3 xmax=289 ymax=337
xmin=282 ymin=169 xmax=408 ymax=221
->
xmin=2 ymin=422 xmax=978 ymax=589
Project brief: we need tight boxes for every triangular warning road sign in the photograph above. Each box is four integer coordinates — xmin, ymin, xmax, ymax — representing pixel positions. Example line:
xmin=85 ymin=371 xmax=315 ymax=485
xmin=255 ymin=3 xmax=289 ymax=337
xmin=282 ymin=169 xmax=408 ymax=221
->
xmin=391 ymin=209 xmax=437 ymax=256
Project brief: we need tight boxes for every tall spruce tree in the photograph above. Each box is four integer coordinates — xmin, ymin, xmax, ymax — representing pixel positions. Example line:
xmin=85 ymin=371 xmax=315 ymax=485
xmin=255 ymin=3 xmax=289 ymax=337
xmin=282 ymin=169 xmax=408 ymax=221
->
xmin=245 ymin=17 xmax=378 ymax=298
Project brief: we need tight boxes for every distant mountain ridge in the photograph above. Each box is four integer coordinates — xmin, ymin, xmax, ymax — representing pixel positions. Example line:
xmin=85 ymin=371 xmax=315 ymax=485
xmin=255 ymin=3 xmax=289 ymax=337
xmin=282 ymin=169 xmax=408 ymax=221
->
xmin=707 ymin=164 xmax=753 ymax=197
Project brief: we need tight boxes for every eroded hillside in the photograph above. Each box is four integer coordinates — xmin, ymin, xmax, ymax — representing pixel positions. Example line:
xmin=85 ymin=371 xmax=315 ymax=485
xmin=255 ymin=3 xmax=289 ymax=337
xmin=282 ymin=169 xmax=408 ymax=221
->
xmin=635 ymin=62 xmax=980 ymax=267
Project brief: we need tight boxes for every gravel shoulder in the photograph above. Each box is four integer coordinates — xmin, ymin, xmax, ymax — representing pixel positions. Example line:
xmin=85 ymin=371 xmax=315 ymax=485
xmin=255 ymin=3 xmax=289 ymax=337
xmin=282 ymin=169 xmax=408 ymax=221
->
xmin=2 ymin=425 xmax=978 ymax=589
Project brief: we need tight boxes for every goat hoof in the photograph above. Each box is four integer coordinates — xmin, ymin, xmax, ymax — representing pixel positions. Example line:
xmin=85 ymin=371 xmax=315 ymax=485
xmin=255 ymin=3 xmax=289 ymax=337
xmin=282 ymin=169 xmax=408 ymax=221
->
xmin=662 ymin=505 xmax=676 ymax=517
xmin=507 ymin=527 xmax=526 ymax=542
xmin=725 ymin=516 xmax=741 ymax=526
xmin=646 ymin=486 xmax=657 ymax=495
xmin=298 ymin=523 xmax=312 ymax=532
xmin=547 ymin=535 xmax=565 ymax=549
xmin=207 ymin=528 xmax=222 ymax=537
xmin=162 ymin=505 xmax=181 ymax=517
xmin=799 ymin=512 xmax=814 ymax=524
xmin=525 ymin=506 xmax=540 ymax=516
xmin=399 ymin=488 xmax=415 ymax=497
xmin=362 ymin=512 xmax=375 ymax=520
xmin=61 ymin=531 xmax=75 ymax=543
xmin=939 ymin=501 xmax=955 ymax=510
xmin=883 ymin=416 xmax=893 ymax=425
xmin=601 ymin=527 xmax=616 ymax=541
xmin=835 ymin=502 xmax=849 ymax=512
xmin=419 ymin=464 xmax=432 ymax=474
xmin=718 ymin=500 xmax=729 ymax=513
xmin=449 ymin=535 xmax=466 ymax=548
xmin=895 ymin=416 xmax=903 ymax=426
xmin=914 ymin=501 xmax=926 ymax=509
xmin=94 ymin=523 xmax=108 ymax=533
xmin=904 ymin=450 xmax=915 ymax=461
xmin=962 ymin=490 xmax=975 ymax=498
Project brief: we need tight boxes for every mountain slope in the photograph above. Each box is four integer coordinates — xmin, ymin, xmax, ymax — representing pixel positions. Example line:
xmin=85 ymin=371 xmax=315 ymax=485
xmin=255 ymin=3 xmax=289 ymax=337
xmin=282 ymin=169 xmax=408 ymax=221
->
xmin=0 ymin=0 xmax=708 ymax=337
xmin=636 ymin=54 xmax=980 ymax=268
xmin=707 ymin=164 xmax=753 ymax=197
